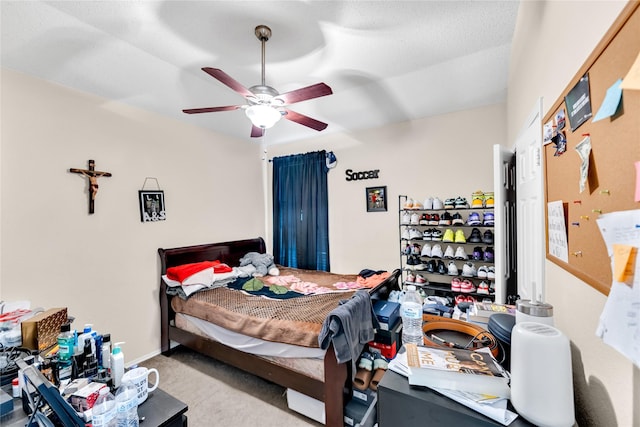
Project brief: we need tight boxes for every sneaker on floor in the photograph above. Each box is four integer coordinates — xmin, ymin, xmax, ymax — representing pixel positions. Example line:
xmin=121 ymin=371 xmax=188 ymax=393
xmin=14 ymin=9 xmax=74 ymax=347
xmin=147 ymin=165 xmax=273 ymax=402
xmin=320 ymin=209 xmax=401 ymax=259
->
xmin=420 ymin=243 xmax=431 ymax=257
xmin=484 ymin=192 xmax=495 ymax=208
xmin=439 ymin=211 xmax=452 ymax=226
xmin=471 ymin=191 xmax=485 ymax=209
xmin=467 ymin=212 xmax=482 ymax=226
xmin=401 ymin=211 xmax=411 ymax=225
xmin=452 ymin=212 xmax=465 ymax=225
xmin=454 ymin=246 xmax=468 ymax=260
xmin=437 ymin=260 xmax=447 ymax=275
xmin=482 ymin=230 xmax=494 ymax=244
xmin=477 ymin=281 xmax=490 ymax=294
xmin=442 ymin=229 xmax=455 ymax=243
xmin=429 ymin=213 xmax=440 ymax=226
xmin=477 ymin=266 xmax=488 ymax=279
xmin=447 ymin=261 xmax=459 ymax=276
xmin=468 ymin=228 xmax=482 ymax=243
xmin=443 ymin=245 xmax=455 ymax=259
xmin=454 ymin=229 xmax=467 ymax=244
xmin=422 ymin=229 xmax=432 ymax=240
xmin=431 ymin=244 xmax=443 ymax=258
xmin=454 ymin=197 xmax=469 ymax=209
xmin=484 ymin=247 xmax=495 ymax=262
xmin=472 ymin=246 xmax=483 ymax=260
xmin=451 ymin=277 xmax=462 ymax=292
xmin=444 ymin=198 xmax=456 ymax=209
xmin=483 ymin=211 xmax=495 ymax=226
xmin=423 ymin=197 xmax=434 ymax=210
xmin=432 ymin=197 xmax=444 ymax=210
xmin=431 ymin=229 xmax=443 ymax=241
xmin=460 ymin=279 xmax=477 ymax=293
xmin=410 ymin=212 xmax=420 ymax=225
xmin=487 ymin=266 xmax=496 ymax=280
xmin=409 ymin=228 xmax=423 ymax=240
xmin=461 ymin=262 xmax=477 ymax=278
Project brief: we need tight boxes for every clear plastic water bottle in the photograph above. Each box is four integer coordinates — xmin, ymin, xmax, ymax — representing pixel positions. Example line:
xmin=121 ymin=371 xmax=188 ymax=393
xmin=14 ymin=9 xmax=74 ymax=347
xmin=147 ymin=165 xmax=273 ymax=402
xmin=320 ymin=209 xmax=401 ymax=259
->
xmin=115 ymin=380 xmax=139 ymax=427
xmin=92 ymin=387 xmax=117 ymax=427
xmin=401 ymin=285 xmax=424 ymax=346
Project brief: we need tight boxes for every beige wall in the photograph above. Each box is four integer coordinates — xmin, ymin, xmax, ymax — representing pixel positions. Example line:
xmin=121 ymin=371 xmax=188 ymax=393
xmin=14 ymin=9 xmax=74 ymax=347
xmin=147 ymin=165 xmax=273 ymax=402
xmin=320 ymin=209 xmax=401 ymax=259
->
xmin=0 ymin=68 xmax=264 ymax=363
xmin=508 ymin=1 xmax=638 ymax=426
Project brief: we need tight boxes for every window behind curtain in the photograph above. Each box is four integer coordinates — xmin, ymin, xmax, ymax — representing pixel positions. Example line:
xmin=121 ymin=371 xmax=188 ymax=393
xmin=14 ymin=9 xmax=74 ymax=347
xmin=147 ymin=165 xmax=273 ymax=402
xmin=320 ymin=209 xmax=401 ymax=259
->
xmin=272 ymin=150 xmax=330 ymax=271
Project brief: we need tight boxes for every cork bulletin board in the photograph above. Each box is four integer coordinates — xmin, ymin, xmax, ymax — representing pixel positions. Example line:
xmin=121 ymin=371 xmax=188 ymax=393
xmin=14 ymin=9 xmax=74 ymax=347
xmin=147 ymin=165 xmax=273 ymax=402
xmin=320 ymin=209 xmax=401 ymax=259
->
xmin=543 ymin=2 xmax=640 ymax=295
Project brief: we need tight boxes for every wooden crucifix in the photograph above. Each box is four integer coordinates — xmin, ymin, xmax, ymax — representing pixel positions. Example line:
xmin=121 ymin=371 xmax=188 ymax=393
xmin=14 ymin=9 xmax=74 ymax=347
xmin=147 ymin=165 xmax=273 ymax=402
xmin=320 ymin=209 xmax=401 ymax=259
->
xmin=69 ymin=159 xmax=112 ymax=214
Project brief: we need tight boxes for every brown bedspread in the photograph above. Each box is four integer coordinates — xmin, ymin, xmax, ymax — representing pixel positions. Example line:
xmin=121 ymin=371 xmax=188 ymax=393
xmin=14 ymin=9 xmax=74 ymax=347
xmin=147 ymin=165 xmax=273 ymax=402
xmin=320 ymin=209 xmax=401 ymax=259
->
xmin=171 ymin=285 xmax=355 ymax=348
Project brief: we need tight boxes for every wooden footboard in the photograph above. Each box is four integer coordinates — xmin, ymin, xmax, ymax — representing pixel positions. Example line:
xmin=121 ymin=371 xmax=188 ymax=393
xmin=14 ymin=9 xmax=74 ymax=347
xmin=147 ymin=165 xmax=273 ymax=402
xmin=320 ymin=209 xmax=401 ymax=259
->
xmin=158 ymin=238 xmax=401 ymax=427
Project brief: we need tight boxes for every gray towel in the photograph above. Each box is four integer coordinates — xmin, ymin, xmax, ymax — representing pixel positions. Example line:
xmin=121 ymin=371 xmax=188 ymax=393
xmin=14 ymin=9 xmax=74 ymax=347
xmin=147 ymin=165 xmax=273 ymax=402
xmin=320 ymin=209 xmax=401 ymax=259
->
xmin=318 ymin=290 xmax=379 ymax=377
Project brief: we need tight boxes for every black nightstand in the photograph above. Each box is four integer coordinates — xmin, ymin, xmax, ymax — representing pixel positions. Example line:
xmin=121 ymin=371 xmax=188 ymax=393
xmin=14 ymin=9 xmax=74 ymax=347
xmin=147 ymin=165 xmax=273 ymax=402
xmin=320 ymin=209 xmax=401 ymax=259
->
xmin=138 ymin=387 xmax=188 ymax=427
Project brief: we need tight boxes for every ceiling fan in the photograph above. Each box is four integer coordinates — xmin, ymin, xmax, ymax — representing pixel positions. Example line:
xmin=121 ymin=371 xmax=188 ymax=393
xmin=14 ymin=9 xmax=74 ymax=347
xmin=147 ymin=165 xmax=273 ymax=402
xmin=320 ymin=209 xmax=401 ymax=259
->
xmin=183 ymin=25 xmax=333 ymax=138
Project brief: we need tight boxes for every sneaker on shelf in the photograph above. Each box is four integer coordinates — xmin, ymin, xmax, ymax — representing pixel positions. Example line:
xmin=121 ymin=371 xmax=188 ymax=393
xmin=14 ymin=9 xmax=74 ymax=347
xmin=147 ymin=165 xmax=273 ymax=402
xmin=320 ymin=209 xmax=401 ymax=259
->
xmin=422 ymin=229 xmax=432 ymax=240
xmin=483 ymin=211 xmax=495 ymax=226
xmin=423 ymin=197 xmax=434 ymax=210
xmin=451 ymin=212 xmax=465 ymax=225
xmin=484 ymin=192 xmax=495 ymax=208
xmin=443 ymin=245 xmax=455 ymax=259
xmin=415 ymin=274 xmax=428 ymax=285
xmin=431 ymin=244 xmax=443 ymax=258
xmin=454 ymin=229 xmax=467 ymax=244
xmin=405 ymin=272 xmax=416 ymax=284
xmin=472 ymin=246 xmax=483 ymax=260
xmin=442 ymin=229 xmax=455 ymax=243
xmin=439 ymin=211 xmax=452 ymax=225
xmin=410 ymin=212 xmax=420 ymax=225
xmin=421 ymin=244 xmax=432 ymax=257
xmin=461 ymin=262 xmax=477 ymax=278
xmin=412 ymin=200 xmax=424 ymax=210
xmin=431 ymin=229 xmax=443 ymax=241
xmin=451 ymin=277 xmax=462 ymax=292
xmin=465 ymin=295 xmax=477 ymax=303
xmin=437 ymin=260 xmax=447 ymax=275
xmin=487 ymin=266 xmax=496 ymax=280
xmin=401 ymin=211 xmax=411 ymax=225
xmin=467 ymin=211 xmax=482 ymax=226
xmin=402 ymin=243 xmax=412 ymax=255
xmin=454 ymin=246 xmax=468 ymax=260
xmin=454 ymin=197 xmax=470 ymax=209
xmin=482 ymin=230 xmax=494 ymax=244
xmin=489 ymin=281 xmax=496 ymax=294
xmin=455 ymin=294 xmax=467 ymax=305
xmin=477 ymin=266 xmax=488 ymax=279
xmin=419 ymin=213 xmax=430 ymax=225
xmin=411 ymin=243 xmax=422 ymax=256
xmin=401 ymin=227 xmax=410 ymax=240
xmin=414 ymin=259 xmax=426 ymax=270
xmin=468 ymin=228 xmax=482 ymax=243
xmin=432 ymin=197 xmax=444 ymax=210
xmin=447 ymin=261 xmax=459 ymax=276
xmin=443 ymin=198 xmax=456 ymax=209
xmin=405 ymin=255 xmax=415 ymax=269
xmin=484 ymin=247 xmax=495 ymax=262
xmin=409 ymin=228 xmax=423 ymax=240
xmin=477 ymin=281 xmax=490 ymax=295
xmin=460 ymin=279 xmax=477 ymax=293
xmin=429 ymin=213 xmax=440 ymax=226
xmin=471 ymin=191 xmax=485 ymax=209
xmin=404 ymin=198 xmax=415 ymax=210
xmin=426 ymin=260 xmax=436 ymax=273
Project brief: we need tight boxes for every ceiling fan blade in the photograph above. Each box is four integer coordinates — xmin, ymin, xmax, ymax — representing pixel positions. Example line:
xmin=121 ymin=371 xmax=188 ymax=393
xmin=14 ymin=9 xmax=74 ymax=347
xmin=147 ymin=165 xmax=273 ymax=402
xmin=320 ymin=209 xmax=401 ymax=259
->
xmin=202 ymin=67 xmax=254 ymax=99
xmin=282 ymin=108 xmax=328 ymax=131
xmin=183 ymin=105 xmax=242 ymax=114
xmin=275 ymin=83 xmax=333 ymax=105
xmin=251 ymin=125 xmax=265 ymax=138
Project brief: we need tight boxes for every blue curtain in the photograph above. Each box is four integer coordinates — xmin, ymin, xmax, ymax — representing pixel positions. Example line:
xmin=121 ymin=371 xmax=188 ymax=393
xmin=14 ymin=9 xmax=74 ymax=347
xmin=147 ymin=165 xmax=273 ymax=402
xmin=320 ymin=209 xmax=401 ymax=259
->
xmin=272 ymin=150 xmax=330 ymax=271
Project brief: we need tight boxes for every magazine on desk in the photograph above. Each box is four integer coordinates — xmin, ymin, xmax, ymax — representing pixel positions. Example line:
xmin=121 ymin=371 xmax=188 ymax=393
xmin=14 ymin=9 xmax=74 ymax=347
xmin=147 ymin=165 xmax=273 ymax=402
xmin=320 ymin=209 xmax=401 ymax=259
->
xmin=389 ymin=344 xmax=518 ymax=426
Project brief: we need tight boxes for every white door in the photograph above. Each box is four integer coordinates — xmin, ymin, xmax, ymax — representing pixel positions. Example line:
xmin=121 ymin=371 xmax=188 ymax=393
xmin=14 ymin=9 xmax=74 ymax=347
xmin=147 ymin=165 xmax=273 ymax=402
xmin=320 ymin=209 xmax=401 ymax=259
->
xmin=514 ymin=99 xmax=545 ymax=303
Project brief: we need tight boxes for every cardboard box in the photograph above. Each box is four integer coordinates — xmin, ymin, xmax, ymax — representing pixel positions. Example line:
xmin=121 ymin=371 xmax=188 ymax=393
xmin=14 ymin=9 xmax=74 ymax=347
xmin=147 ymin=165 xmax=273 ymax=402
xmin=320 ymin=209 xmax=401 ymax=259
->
xmin=344 ymin=395 xmax=377 ymax=427
xmin=21 ymin=307 xmax=67 ymax=351
xmin=351 ymin=387 xmax=376 ymax=406
xmin=374 ymin=317 xmax=402 ymax=346
xmin=69 ymin=382 xmax=106 ymax=412
xmin=367 ymin=340 xmax=397 ymax=360
xmin=373 ymin=300 xmax=400 ymax=331
xmin=286 ymin=388 xmax=325 ymax=425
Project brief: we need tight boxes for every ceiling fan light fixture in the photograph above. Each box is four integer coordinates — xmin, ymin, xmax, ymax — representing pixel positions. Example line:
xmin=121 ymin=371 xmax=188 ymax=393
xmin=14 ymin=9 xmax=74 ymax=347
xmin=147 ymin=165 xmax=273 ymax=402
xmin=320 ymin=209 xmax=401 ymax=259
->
xmin=245 ymin=104 xmax=282 ymax=129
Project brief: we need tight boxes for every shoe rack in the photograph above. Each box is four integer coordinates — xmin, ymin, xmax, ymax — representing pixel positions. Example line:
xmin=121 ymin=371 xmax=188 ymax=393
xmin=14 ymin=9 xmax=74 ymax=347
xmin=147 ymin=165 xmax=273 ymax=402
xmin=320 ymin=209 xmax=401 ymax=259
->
xmin=398 ymin=194 xmax=501 ymax=303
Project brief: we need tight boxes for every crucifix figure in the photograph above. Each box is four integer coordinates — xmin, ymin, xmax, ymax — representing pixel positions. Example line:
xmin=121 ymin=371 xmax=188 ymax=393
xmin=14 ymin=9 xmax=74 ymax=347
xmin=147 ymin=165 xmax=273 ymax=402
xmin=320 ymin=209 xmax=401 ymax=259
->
xmin=69 ymin=159 xmax=112 ymax=214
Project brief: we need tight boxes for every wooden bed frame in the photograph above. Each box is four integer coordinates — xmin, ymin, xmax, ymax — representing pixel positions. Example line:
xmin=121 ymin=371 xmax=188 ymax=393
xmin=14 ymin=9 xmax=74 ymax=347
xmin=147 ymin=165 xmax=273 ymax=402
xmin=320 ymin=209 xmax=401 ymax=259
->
xmin=158 ymin=237 xmax=401 ymax=427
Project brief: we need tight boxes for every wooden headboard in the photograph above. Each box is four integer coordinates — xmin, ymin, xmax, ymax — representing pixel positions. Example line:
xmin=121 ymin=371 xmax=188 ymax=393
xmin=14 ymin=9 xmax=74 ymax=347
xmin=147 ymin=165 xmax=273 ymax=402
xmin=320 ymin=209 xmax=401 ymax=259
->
xmin=158 ymin=237 xmax=266 ymax=273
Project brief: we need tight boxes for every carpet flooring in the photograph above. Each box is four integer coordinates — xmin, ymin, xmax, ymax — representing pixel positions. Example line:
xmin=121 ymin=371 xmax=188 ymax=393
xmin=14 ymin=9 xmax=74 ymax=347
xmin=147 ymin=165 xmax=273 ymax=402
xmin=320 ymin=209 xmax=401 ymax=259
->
xmin=139 ymin=346 xmax=323 ymax=426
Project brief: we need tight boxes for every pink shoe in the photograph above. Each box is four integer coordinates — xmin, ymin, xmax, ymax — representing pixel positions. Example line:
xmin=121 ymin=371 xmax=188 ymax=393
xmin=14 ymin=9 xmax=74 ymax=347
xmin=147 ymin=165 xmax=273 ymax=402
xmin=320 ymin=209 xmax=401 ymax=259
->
xmin=451 ymin=277 xmax=462 ymax=292
xmin=460 ymin=279 xmax=476 ymax=293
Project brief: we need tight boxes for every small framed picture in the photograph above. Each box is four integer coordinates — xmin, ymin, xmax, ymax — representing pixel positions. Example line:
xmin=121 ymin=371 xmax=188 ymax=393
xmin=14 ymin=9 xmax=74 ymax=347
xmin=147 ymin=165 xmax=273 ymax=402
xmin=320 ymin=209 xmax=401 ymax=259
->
xmin=366 ymin=186 xmax=387 ymax=212
xmin=139 ymin=190 xmax=166 ymax=222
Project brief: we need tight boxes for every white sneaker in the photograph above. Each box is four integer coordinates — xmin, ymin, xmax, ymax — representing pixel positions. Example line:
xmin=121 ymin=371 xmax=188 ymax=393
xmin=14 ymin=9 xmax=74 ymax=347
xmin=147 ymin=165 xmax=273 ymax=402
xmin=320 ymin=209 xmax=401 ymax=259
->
xmin=477 ymin=266 xmax=488 ymax=279
xmin=461 ymin=262 xmax=477 ymax=278
xmin=477 ymin=281 xmax=490 ymax=294
xmin=401 ymin=211 xmax=411 ymax=225
xmin=404 ymin=198 xmax=414 ymax=210
xmin=443 ymin=245 xmax=455 ymax=259
xmin=447 ymin=261 xmax=459 ymax=276
xmin=454 ymin=247 xmax=468 ymax=260
xmin=421 ymin=244 xmax=432 ymax=257
xmin=410 ymin=212 xmax=420 ymax=225
xmin=402 ymin=227 xmax=410 ymax=240
xmin=423 ymin=197 xmax=434 ymax=210
xmin=431 ymin=244 xmax=443 ymax=258
xmin=409 ymin=228 xmax=422 ymax=240
xmin=487 ymin=266 xmax=496 ymax=280
xmin=432 ymin=197 xmax=444 ymax=210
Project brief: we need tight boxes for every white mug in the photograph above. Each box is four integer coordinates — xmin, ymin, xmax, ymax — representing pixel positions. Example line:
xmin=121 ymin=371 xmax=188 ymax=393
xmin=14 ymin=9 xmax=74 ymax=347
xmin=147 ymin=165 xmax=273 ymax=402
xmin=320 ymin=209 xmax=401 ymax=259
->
xmin=121 ymin=367 xmax=159 ymax=405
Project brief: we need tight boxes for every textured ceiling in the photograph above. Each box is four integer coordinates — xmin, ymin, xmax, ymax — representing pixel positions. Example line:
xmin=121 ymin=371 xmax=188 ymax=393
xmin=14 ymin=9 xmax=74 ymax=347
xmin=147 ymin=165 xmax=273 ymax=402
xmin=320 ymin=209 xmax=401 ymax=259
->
xmin=1 ymin=1 xmax=520 ymax=145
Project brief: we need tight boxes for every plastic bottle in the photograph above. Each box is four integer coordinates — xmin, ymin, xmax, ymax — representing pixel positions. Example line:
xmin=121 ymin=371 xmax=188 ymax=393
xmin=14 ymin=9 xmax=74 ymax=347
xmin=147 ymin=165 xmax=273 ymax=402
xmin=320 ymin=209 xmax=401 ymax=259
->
xmin=401 ymin=285 xmax=424 ymax=346
xmin=92 ymin=387 xmax=117 ymax=427
xmin=57 ymin=323 xmax=75 ymax=361
xmin=77 ymin=324 xmax=96 ymax=357
xmin=110 ymin=342 xmax=125 ymax=388
xmin=115 ymin=380 xmax=139 ymax=427
xmin=101 ymin=333 xmax=112 ymax=370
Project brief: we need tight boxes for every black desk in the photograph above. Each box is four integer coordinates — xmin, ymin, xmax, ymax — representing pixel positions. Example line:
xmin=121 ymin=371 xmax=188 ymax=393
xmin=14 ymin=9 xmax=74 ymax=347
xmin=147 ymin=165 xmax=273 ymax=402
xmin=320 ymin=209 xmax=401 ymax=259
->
xmin=377 ymin=371 xmax=533 ymax=427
